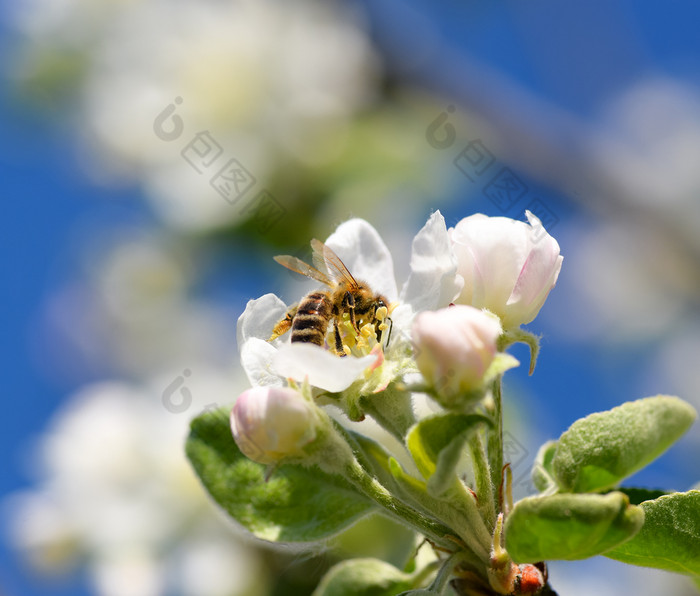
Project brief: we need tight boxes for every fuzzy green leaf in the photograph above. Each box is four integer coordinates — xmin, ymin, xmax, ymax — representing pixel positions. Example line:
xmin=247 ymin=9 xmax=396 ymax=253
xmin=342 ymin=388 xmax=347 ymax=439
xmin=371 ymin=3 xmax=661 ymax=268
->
xmin=505 ymin=492 xmax=644 ymax=562
xmin=531 ymin=440 xmax=557 ymax=493
xmin=407 ymin=412 xmax=492 ymax=481
xmin=186 ymin=407 xmax=375 ymax=542
xmin=552 ymin=395 xmax=696 ymax=493
xmin=312 ymin=558 xmax=415 ymax=596
xmin=605 ymin=490 xmax=700 ymax=577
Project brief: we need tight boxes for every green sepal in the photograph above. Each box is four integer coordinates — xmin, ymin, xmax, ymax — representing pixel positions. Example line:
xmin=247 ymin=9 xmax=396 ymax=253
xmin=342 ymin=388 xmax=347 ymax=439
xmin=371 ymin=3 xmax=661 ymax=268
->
xmin=552 ymin=395 xmax=696 ymax=493
xmin=361 ymin=383 xmax=417 ymax=441
xmin=498 ymin=327 xmax=539 ymax=374
xmin=483 ymin=352 xmax=520 ymax=384
xmin=312 ymin=558 xmax=416 ymax=596
xmin=605 ymin=490 xmax=700 ymax=578
xmin=531 ymin=440 xmax=557 ymax=493
xmin=504 ymin=491 xmax=644 ymax=562
xmin=407 ymin=412 xmax=492 ymax=483
xmin=186 ymin=407 xmax=375 ymax=542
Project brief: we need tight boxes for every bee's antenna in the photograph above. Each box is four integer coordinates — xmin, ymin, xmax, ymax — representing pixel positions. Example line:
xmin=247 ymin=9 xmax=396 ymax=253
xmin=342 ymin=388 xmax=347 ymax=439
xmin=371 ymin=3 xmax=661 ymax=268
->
xmin=385 ymin=316 xmax=393 ymax=347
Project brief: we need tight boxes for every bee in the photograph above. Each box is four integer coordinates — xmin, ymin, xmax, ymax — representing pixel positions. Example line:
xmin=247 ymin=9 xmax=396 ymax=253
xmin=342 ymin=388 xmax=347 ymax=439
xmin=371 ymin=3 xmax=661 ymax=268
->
xmin=268 ymin=239 xmax=392 ymax=356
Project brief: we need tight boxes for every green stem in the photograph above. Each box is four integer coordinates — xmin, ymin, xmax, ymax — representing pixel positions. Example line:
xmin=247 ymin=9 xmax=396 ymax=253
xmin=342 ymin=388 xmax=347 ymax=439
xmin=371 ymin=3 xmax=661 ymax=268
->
xmin=342 ymin=459 xmax=456 ymax=550
xmin=487 ymin=377 xmax=504 ymax=516
xmin=468 ymin=432 xmax=495 ymax=531
xmin=429 ymin=551 xmax=472 ymax=594
xmin=411 ymin=560 xmax=441 ymax=590
xmin=361 ymin=384 xmax=416 ymax=442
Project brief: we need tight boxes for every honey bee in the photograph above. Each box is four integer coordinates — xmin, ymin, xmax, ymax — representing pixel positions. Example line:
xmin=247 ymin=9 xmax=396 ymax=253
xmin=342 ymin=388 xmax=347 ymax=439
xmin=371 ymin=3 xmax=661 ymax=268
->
xmin=268 ymin=239 xmax=392 ymax=356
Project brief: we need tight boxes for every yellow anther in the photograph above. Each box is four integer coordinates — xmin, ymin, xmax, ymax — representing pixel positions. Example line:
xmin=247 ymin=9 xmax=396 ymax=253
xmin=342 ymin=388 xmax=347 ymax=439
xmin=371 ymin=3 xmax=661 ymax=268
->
xmin=360 ymin=323 xmax=374 ymax=338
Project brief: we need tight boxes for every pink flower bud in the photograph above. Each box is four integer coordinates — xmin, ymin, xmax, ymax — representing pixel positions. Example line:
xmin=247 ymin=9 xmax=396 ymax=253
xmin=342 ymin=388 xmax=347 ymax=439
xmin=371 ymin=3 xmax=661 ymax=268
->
xmin=230 ymin=387 xmax=319 ymax=465
xmin=411 ymin=305 xmax=502 ymax=397
xmin=450 ymin=211 xmax=563 ymax=328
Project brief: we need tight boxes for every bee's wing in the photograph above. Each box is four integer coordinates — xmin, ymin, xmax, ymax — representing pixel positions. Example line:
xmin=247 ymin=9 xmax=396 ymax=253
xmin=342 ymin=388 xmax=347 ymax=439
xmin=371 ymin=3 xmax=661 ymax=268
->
xmin=310 ymin=239 xmax=359 ymax=289
xmin=273 ymin=254 xmax=332 ymax=286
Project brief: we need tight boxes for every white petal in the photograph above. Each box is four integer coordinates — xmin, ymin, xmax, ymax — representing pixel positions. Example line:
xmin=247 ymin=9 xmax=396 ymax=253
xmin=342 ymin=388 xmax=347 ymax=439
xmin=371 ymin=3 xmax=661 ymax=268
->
xmin=400 ymin=211 xmax=464 ymax=311
xmin=451 ymin=214 xmax=529 ymax=311
xmin=240 ymin=338 xmax=284 ymax=387
xmin=272 ymin=343 xmax=376 ymax=392
xmin=236 ymin=293 xmax=288 ymax=348
xmin=325 ymin=218 xmax=398 ymax=301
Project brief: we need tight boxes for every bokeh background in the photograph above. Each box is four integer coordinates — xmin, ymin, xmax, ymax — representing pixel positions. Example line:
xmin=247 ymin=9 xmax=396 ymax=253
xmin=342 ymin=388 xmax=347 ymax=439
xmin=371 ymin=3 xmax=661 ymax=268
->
xmin=2 ymin=1 xmax=700 ymax=595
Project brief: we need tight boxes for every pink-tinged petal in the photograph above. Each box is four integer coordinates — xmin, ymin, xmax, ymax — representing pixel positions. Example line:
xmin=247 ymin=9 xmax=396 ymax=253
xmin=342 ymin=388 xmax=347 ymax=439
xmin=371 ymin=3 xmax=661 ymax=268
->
xmin=450 ymin=212 xmax=563 ymax=328
xmin=505 ymin=214 xmax=563 ymax=325
xmin=451 ymin=215 xmax=527 ymax=311
xmin=231 ymin=387 xmax=319 ymax=465
xmin=240 ymin=338 xmax=284 ymax=388
xmin=400 ymin=211 xmax=464 ymax=312
xmin=237 ymin=294 xmax=288 ymax=347
xmin=367 ymin=344 xmax=385 ymax=372
xmin=412 ymin=305 xmax=502 ymax=403
xmin=272 ymin=343 xmax=376 ymax=392
xmin=325 ymin=218 xmax=398 ymax=302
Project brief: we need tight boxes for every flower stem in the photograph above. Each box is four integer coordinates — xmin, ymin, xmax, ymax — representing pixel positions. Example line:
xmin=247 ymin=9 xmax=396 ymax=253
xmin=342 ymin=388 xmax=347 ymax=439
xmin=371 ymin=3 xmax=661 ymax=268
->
xmin=468 ymin=432 xmax=495 ymax=531
xmin=487 ymin=377 xmax=504 ymax=516
xmin=342 ymin=458 xmax=456 ymax=550
xmin=429 ymin=550 xmax=473 ymax=594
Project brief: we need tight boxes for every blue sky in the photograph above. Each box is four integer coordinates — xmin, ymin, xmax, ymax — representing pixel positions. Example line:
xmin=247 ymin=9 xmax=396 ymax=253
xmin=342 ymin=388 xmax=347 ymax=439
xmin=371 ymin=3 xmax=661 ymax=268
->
xmin=2 ymin=2 xmax=700 ymax=594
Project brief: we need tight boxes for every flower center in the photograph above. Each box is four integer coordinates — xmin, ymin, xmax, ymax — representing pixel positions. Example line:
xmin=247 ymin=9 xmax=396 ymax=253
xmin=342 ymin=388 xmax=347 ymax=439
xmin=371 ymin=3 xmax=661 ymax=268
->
xmin=334 ymin=305 xmax=390 ymax=357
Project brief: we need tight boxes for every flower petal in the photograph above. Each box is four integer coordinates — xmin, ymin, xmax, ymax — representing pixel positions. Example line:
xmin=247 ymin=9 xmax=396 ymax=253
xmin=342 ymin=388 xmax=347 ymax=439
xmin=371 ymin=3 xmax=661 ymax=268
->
xmin=240 ymin=338 xmax=284 ymax=387
xmin=451 ymin=214 xmax=529 ymax=312
xmin=325 ymin=218 xmax=398 ymax=302
xmin=401 ymin=211 xmax=464 ymax=311
xmin=237 ymin=294 xmax=288 ymax=348
xmin=272 ymin=343 xmax=376 ymax=392
xmin=507 ymin=211 xmax=563 ymax=311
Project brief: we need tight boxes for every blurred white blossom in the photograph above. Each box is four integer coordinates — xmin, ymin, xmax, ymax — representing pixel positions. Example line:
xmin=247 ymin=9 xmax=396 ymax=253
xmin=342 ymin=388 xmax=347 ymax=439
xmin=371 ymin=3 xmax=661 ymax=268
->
xmin=9 ymin=0 xmax=379 ymax=231
xmin=5 ymin=377 xmax=261 ymax=596
xmin=41 ymin=232 xmax=236 ymax=380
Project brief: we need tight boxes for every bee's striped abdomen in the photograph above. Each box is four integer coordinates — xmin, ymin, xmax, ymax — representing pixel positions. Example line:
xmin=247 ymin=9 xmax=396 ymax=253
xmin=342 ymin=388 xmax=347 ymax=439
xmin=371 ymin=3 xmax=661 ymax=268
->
xmin=291 ymin=291 xmax=332 ymax=346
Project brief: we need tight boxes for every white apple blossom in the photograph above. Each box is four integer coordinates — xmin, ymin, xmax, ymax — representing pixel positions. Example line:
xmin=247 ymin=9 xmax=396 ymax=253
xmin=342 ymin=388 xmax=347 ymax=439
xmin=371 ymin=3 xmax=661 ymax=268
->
xmin=236 ymin=211 xmax=463 ymax=394
xmin=449 ymin=211 xmax=563 ymax=329
xmin=412 ymin=305 xmax=502 ymax=398
xmin=8 ymin=0 xmax=379 ymax=231
xmin=231 ymin=386 xmax=322 ymax=464
xmin=4 ymin=378 xmax=261 ymax=596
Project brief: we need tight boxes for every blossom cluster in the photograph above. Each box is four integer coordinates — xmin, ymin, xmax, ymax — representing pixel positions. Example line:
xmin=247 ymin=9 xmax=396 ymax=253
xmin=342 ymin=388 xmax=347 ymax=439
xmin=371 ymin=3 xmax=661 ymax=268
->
xmin=231 ymin=210 xmax=562 ymax=465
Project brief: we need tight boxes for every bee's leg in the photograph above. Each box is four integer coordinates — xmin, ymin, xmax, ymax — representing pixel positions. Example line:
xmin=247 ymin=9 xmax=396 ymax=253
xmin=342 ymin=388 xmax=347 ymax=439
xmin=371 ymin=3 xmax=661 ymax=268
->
xmin=333 ymin=319 xmax=346 ymax=357
xmin=268 ymin=304 xmax=297 ymax=341
xmin=344 ymin=292 xmax=359 ymax=334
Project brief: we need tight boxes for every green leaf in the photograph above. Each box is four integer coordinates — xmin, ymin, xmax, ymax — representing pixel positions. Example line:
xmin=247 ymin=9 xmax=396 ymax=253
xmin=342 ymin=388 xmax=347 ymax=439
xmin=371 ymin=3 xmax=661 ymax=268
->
xmin=531 ymin=440 xmax=557 ymax=493
xmin=186 ymin=407 xmax=375 ymax=542
xmin=605 ymin=490 xmax=700 ymax=577
xmin=552 ymin=395 xmax=696 ymax=493
xmin=504 ymin=491 xmax=644 ymax=562
xmin=407 ymin=412 xmax=492 ymax=481
xmin=312 ymin=558 xmax=415 ymax=596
